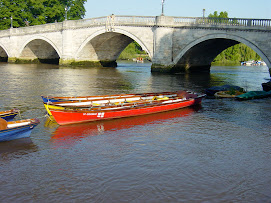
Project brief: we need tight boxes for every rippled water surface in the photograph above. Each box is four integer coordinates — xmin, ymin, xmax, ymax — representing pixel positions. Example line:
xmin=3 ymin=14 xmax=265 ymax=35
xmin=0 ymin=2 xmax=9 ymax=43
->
xmin=0 ymin=62 xmax=271 ymax=202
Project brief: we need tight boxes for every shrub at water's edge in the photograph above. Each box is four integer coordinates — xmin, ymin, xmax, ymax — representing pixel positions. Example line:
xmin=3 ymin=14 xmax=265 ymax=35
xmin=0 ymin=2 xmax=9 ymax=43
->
xmin=212 ymin=43 xmax=262 ymax=66
xmin=119 ymin=42 xmax=149 ymax=61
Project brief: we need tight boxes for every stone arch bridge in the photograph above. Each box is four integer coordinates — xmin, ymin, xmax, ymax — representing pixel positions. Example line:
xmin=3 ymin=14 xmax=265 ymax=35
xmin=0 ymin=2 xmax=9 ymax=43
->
xmin=0 ymin=15 xmax=271 ymax=74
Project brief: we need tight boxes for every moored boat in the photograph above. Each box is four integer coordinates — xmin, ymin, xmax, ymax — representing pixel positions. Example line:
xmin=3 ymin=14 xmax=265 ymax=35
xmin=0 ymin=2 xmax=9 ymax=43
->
xmin=42 ymin=91 xmax=189 ymax=115
xmin=0 ymin=118 xmax=40 ymax=142
xmin=41 ymin=93 xmax=138 ymax=103
xmin=41 ymin=91 xmax=184 ymax=103
xmin=205 ymin=85 xmax=244 ymax=96
xmin=48 ymin=90 xmax=205 ymax=125
xmin=0 ymin=109 xmax=20 ymax=121
xmin=235 ymin=90 xmax=271 ymax=100
xmin=262 ymin=81 xmax=271 ymax=92
xmin=214 ymin=90 xmax=245 ymax=98
xmin=241 ymin=60 xmax=266 ymax=66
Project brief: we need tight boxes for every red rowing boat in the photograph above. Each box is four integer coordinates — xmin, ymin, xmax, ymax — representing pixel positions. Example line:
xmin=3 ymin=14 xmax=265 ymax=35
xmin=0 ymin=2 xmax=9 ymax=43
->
xmin=49 ymin=90 xmax=205 ymax=125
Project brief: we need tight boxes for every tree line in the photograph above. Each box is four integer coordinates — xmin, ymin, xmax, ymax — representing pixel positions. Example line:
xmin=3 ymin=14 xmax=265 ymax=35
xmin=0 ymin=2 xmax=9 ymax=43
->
xmin=208 ymin=11 xmax=261 ymax=64
xmin=0 ymin=0 xmax=86 ymax=30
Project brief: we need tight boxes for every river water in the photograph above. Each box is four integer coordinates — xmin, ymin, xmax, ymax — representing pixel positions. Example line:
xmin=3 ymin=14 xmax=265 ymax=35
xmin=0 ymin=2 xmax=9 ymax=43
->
xmin=0 ymin=62 xmax=270 ymax=202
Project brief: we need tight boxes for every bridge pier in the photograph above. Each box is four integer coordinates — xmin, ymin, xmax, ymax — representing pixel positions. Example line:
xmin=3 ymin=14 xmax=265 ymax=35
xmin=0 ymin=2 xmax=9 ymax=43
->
xmin=151 ymin=16 xmax=175 ymax=73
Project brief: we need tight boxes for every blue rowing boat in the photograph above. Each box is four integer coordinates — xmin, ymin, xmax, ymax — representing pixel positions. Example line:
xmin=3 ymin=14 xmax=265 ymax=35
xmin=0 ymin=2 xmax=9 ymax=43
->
xmin=0 ymin=109 xmax=20 ymax=121
xmin=0 ymin=118 xmax=40 ymax=142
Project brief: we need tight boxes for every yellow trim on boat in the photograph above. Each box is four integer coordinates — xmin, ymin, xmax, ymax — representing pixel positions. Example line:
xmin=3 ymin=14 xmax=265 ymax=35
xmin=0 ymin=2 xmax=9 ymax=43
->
xmin=44 ymin=104 xmax=66 ymax=116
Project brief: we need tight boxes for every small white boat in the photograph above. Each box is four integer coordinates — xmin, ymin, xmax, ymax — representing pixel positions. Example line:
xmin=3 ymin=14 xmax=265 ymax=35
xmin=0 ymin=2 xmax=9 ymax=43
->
xmin=241 ymin=60 xmax=266 ymax=66
xmin=241 ymin=60 xmax=254 ymax=66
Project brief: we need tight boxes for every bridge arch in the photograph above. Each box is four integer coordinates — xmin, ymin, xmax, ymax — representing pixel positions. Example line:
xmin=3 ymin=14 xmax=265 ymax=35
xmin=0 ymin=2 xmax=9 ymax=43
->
xmin=19 ymin=36 xmax=61 ymax=64
xmin=0 ymin=43 xmax=9 ymax=62
xmin=75 ymin=28 xmax=152 ymax=63
xmin=173 ymin=33 xmax=270 ymax=72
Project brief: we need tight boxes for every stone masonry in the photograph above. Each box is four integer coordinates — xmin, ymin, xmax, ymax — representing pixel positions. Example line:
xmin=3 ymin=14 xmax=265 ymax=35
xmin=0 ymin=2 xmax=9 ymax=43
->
xmin=0 ymin=15 xmax=270 ymax=74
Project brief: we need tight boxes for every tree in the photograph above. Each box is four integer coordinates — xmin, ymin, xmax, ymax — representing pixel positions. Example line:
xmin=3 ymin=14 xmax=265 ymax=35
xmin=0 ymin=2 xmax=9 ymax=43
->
xmin=0 ymin=0 xmax=29 ymax=29
xmin=67 ymin=0 xmax=87 ymax=20
xmin=208 ymin=11 xmax=261 ymax=64
xmin=0 ymin=0 xmax=87 ymax=30
xmin=208 ymin=11 xmax=228 ymax=18
xmin=208 ymin=11 xmax=229 ymax=24
xmin=119 ymin=42 xmax=146 ymax=60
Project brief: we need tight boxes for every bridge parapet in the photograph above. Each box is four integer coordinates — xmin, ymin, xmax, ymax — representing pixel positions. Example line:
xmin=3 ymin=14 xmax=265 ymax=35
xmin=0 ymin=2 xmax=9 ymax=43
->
xmin=113 ymin=16 xmax=156 ymax=25
xmin=174 ymin=17 xmax=271 ymax=28
xmin=0 ymin=22 xmax=63 ymax=37
xmin=1 ymin=15 xmax=271 ymax=37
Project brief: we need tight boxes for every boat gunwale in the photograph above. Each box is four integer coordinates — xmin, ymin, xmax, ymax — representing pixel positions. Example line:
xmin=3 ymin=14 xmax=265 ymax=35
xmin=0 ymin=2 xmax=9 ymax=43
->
xmin=48 ymin=96 xmax=204 ymax=114
xmin=41 ymin=91 xmax=181 ymax=101
xmin=0 ymin=118 xmax=40 ymax=134
xmin=41 ymin=91 xmax=194 ymax=105
xmin=0 ymin=109 xmax=20 ymax=116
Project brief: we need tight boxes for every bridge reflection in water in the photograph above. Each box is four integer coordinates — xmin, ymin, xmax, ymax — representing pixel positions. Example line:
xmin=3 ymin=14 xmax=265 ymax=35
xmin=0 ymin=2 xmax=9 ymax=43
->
xmin=49 ymin=106 xmax=201 ymax=148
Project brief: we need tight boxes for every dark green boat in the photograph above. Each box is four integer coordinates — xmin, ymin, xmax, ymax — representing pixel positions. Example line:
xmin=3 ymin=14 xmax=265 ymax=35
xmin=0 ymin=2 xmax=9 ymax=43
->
xmin=236 ymin=90 xmax=271 ymax=100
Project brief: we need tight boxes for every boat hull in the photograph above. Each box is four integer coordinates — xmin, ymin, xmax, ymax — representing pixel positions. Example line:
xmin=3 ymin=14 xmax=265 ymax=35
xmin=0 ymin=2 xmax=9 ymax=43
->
xmin=236 ymin=90 xmax=271 ymax=100
xmin=0 ymin=109 xmax=19 ymax=121
xmin=44 ymin=104 xmax=65 ymax=116
xmin=0 ymin=119 xmax=40 ymax=142
xmin=42 ymin=91 xmax=182 ymax=115
xmin=50 ymin=97 xmax=203 ymax=125
xmin=205 ymin=85 xmax=243 ymax=96
xmin=262 ymin=82 xmax=271 ymax=92
xmin=214 ymin=91 xmax=245 ymax=98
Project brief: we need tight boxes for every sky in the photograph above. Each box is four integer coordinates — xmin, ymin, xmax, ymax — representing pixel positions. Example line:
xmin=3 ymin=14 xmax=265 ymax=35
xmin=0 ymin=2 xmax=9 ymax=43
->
xmin=84 ymin=0 xmax=271 ymax=20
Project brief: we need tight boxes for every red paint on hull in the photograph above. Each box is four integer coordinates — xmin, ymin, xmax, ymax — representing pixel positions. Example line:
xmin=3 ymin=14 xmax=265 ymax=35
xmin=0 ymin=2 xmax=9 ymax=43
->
xmin=50 ymin=97 xmax=203 ymax=125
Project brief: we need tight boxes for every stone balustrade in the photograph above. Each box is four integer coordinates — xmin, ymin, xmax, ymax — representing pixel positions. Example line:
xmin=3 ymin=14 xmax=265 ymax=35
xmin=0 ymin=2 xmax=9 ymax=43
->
xmin=1 ymin=15 xmax=270 ymax=38
xmin=173 ymin=17 xmax=271 ymax=27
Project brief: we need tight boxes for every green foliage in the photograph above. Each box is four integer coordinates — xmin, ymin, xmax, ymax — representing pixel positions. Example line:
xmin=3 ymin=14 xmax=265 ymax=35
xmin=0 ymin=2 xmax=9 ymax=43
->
xmin=208 ymin=11 xmax=229 ymax=18
xmin=213 ymin=43 xmax=261 ymax=65
xmin=119 ymin=41 xmax=146 ymax=60
xmin=208 ymin=11 xmax=261 ymax=64
xmin=0 ymin=0 xmax=87 ymax=30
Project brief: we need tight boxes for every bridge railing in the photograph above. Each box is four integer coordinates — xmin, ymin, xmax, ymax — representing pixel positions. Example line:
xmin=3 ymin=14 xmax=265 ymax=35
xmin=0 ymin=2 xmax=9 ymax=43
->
xmin=173 ymin=17 xmax=271 ymax=27
xmin=113 ymin=16 xmax=156 ymax=25
xmin=86 ymin=15 xmax=271 ymax=28
xmin=72 ymin=16 xmax=108 ymax=26
xmin=60 ymin=16 xmax=156 ymax=28
xmin=1 ymin=15 xmax=271 ymax=37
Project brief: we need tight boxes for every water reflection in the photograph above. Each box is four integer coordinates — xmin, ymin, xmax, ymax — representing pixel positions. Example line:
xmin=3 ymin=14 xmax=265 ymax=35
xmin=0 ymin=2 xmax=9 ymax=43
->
xmin=1 ymin=62 xmax=271 ymax=202
xmin=0 ymin=138 xmax=38 ymax=159
xmin=50 ymin=106 xmax=201 ymax=148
